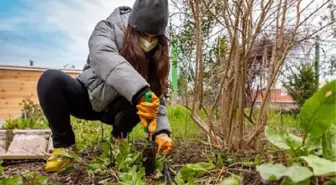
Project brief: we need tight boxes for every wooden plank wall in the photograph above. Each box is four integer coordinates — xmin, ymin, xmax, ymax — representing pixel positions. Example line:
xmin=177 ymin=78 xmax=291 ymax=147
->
xmin=0 ymin=68 xmax=80 ymax=119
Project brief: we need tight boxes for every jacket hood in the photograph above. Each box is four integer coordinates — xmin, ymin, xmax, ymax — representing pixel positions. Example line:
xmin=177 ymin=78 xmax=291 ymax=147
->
xmin=106 ymin=6 xmax=132 ymax=33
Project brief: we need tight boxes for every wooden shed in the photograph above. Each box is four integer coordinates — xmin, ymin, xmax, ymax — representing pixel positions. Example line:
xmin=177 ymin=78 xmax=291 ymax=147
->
xmin=0 ymin=65 xmax=82 ymax=120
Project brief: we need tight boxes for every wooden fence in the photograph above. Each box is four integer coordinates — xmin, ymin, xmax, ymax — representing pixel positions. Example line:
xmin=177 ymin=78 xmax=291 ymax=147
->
xmin=0 ymin=65 xmax=81 ymax=120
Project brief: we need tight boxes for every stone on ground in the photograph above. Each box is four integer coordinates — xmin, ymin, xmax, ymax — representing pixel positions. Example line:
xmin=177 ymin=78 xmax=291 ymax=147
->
xmin=0 ymin=129 xmax=52 ymax=159
xmin=6 ymin=134 xmax=49 ymax=155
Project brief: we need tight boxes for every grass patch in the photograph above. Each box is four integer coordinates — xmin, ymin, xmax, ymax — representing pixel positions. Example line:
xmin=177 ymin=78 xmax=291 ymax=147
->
xmin=69 ymin=105 xmax=203 ymax=152
xmin=130 ymin=105 xmax=202 ymax=142
xmin=1 ymin=103 xmax=202 ymax=152
xmin=268 ymin=110 xmax=299 ymax=129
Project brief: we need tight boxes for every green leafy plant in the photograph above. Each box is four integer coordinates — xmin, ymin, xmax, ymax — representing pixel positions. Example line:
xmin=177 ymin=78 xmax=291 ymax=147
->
xmin=92 ymin=137 xmax=172 ymax=185
xmin=0 ymin=176 xmax=22 ymax=185
xmin=112 ymin=139 xmax=142 ymax=172
xmin=174 ymin=162 xmax=215 ymax=184
xmin=2 ymin=117 xmax=47 ymax=129
xmin=0 ymin=160 xmax=49 ymax=185
xmin=257 ymin=155 xmax=336 ymax=184
xmin=98 ymin=165 xmax=147 ymax=185
xmin=0 ymin=160 xmax=21 ymax=185
xmin=113 ymin=165 xmax=146 ymax=185
xmin=87 ymin=140 xmax=112 ymax=173
xmin=257 ymin=80 xmax=336 ymax=184
xmin=219 ymin=174 xmax=242 ymax=185
xmin=21 ymin=171 xmax=49 ymax=185
xmin=256 ymin=163 xmax=313 ymax=183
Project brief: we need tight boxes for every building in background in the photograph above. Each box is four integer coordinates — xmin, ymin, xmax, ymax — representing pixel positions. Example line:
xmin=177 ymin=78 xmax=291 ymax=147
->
xmin=253 ymin=88 xmax=296 ymax=110
xmin=252 ymin=81 xmax=328 ymax=110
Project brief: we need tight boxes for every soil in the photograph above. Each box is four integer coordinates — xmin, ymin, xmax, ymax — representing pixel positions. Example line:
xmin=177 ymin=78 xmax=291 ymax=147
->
xmin=2 ymin=141 xmax=284 ymax=185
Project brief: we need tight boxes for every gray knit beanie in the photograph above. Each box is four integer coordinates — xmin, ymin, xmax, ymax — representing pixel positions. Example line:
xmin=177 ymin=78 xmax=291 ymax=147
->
xmin=128 ymin=0 xmax=169 ymax=35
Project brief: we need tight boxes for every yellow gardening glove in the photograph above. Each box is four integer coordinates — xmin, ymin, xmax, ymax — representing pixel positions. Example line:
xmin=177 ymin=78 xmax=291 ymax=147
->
xmin=155 ymin=133 xmax=174 ymax=156
xmin=136 ymin=91 xmax=160 ymax=132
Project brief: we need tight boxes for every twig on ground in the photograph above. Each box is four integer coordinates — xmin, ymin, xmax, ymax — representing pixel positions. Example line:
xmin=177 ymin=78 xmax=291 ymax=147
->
xmin=200 ymin=141 xmax=227 ymax=150
xmin=194 ymin=176 xmax=217 ymax=183
xmin=227 ymin=162 xmax=244 ymax=168
xmin=171 ymin=164 xmax=184 ymax=168
xmin=169 ymin=167 xmax=177 ymax=176
xmin=208 ymin=169 xmax=222 ymax=174
xmin=110 ymin=169 xmax=120 ymax=182
xmin=215 ymin=167 xmax=226 ymax=184
xmin=228 ymin=168 xmax=257 ymax=174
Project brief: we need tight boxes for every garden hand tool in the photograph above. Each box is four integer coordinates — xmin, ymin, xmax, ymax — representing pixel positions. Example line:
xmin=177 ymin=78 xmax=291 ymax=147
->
xmin=155 ymin=134 xmax=175 ymax=184
xmin=163 ymin=161 xmax=174 ymax=185
xmin=141 ymin=91 xmax=158 ymax=175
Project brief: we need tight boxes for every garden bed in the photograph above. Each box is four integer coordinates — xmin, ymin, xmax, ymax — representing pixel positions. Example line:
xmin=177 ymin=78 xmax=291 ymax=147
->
xmin=2 ymin=141 xmax=279 ymax=185
xmin=1 ymin=86 xmax=335 ymax=185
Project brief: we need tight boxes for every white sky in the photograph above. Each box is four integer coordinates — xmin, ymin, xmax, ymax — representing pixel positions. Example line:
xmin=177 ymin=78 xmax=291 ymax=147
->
xmin=0 ymin=0 xmax=334 ymax=84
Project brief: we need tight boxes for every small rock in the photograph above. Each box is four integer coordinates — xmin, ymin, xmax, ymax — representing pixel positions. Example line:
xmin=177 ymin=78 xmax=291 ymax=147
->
xmin=6 ymin=133 xmax=49 ymax=155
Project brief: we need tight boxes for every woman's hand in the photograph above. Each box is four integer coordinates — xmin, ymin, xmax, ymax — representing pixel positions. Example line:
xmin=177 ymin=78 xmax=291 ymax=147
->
xmin=136 ymin=91 xmax=160 ymax=132
xmin=155 ymin=133 xmax=174 ymax=155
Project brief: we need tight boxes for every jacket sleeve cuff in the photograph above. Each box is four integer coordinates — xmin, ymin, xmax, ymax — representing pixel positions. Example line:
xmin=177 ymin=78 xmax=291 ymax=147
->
xmin=131 ymin=86 xmax=150 ymax=105
xmin=152 ymin=130 xmax=171 ymax=141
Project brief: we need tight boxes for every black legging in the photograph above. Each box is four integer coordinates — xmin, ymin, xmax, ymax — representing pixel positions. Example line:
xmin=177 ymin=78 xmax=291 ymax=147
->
xmin=37 ymin=69 xmax=139 ymax=148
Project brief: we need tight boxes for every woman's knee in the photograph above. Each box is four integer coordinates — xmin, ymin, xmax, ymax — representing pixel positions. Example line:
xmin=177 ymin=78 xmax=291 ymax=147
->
xmin=37 ymin=69 xmax=66 ymax=96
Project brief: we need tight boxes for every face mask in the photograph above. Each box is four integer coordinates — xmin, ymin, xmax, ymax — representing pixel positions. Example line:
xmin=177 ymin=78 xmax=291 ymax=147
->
xmin=139 ymin=37 xmax=158 ymax=52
